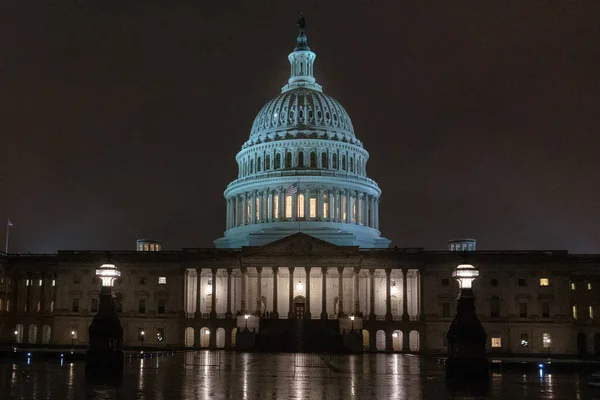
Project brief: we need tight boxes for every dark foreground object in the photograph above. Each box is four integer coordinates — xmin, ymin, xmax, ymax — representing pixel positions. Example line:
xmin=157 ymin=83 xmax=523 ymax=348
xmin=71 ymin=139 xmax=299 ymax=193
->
xmin=85 ymin=286 xmax=124 ymax=378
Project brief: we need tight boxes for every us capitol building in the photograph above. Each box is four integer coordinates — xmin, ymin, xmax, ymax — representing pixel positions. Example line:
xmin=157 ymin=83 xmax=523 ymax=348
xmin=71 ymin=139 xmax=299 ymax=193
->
xmin=1 ymin=18 xmax=599 ymax=356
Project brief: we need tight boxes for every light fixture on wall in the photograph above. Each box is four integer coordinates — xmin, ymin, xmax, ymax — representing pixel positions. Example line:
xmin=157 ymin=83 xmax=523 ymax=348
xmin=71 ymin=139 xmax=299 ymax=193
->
xmin=206 ymin=278 xmax=212 ymax=294
xmin=296 ymin=281 xmax=303 ymax=291
xmin=96 ymin=264 xmax=121 ymax=287
xmin=392 ymin=332 xmax=398 ymax=338
xmin=391 ymin=280 xmax=397 ymax=294
xmin=452 ymin=264 xmax=479 ymax=289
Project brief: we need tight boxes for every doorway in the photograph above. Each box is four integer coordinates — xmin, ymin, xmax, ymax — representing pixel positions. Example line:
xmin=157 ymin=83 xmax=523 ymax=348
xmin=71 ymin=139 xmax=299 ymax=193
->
xmin=294 ymin=296 xmax=305 ymax=319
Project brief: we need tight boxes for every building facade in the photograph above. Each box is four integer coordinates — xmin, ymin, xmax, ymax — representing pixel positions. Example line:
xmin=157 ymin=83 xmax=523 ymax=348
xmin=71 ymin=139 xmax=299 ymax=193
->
xmin=0 ymin=19 xmax=599 ymax=356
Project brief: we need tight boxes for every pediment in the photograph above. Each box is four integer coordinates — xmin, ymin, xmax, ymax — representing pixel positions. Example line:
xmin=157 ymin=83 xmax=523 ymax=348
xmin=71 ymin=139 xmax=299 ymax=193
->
xmin=242 ymin=233 xmax=356 ymax=257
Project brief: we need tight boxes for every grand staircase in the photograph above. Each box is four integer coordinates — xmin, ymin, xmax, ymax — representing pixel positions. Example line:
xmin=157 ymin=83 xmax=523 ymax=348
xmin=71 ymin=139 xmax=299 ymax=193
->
xmin=254 ymin=318 xmax=347 ymax=353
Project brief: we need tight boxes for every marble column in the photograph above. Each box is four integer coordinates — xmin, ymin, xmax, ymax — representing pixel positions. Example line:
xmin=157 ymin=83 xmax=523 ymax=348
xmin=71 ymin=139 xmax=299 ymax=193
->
xmin=195 ymin=268 xmax=202 ymax=317
xmin=353 ymin=267 xmax=360 ymax=315
xmin=210 ymin=268 xmax=217 ymax=318
xmin=345 ymin=190 xmax=351 ymax=223
xmin=255 ymin=267 xmax=262 ymax=315
xmin=369 ymin=269 xmax=376 ymax=320
xmin=385 ymin=269 xmax=392 ymax=321
xmin=242 ymin=193 xmax=248 ymax=225
xmin=278 ymin=187 xmax=284 ymax=221
xmin=226 ymin=269 xmax=232 ymax=318
xmin=250 ymin=191 xmax=256 ymax=224
xmin=321 ymin=267 xmax=328 ymax=320
xmin=337 ymin=267 xmax=344 ymax=317
xmin=304 ymin=188 xmax=310 ymax=219
xmin=272 ymin=267 xmax=279 ymax=319
xmin=241 ymin=267 xmax=247 ymax=314
xmin=288 ymin=267 xmax=295 ymax=319
xmin=304 ymin=267 xmax=311 ymax=319
xmin=317 ymin=188 xmax=323 ymax=220
xmin=234 ymin=196 xmax=239 ymax=227
xmin=402 ymin=268 xmax=409 ymax=321
xmin=329 ymin=190 xmax=334 ymax=221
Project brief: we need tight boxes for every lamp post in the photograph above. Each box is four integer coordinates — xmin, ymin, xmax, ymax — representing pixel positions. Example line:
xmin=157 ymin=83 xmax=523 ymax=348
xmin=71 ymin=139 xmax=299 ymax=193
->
xmin=71 ymin=330 xmax=76 ymax=347
xmin=140 ymin=330 xmax=145 ymax=350
xmin=350 ymin=315 xmax=355 ymax=331
xmin=244 ymin=314 xmax=249 ymax=330
xmin=445 ymin=264 xmax=489 ymax=381
xmin=544 ymin=337 xmax=551 ymax=358
xmin=86 ymin=263 xmax=124 ymax=377
xmin=14 ymin=330 xmax=18 ymax=344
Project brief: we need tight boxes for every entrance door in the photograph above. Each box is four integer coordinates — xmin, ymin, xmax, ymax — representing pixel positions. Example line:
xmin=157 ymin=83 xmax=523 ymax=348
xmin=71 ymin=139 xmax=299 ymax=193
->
xmin=294 ymin=296 xmax=305 ymax=319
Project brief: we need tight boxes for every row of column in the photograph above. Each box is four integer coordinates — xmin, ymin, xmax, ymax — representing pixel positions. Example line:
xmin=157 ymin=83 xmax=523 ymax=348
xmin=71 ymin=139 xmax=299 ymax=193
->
xmin=225 ymin=189 xmax=379 ymax=230
xmin=11 ymin=273 xmax=57 ymax=314
xmin=186 ymin=267 xmax=421 ymax=321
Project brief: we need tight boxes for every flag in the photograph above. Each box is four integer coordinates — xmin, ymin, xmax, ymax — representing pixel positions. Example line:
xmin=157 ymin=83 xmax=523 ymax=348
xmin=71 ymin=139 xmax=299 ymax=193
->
xmin=7 ymin=219 xmax=13 ymax=227
xmin=286 ymin=182 xmax=298 ymax=195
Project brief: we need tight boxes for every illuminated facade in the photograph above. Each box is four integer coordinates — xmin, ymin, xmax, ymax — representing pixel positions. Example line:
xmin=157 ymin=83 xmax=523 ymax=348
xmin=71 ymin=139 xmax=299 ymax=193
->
xmin=0 ymin=18 xmax=599 ymax=357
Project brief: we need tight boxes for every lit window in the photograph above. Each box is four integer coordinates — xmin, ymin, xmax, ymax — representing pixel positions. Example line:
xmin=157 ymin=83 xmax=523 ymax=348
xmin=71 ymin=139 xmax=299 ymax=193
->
xmin=150 ymin=243 xmax=155 ymax=251
xmin=156 ymin=244 xmax=160 ymax=251
xmin=158 ymin=277 xmax=167 ymax=284
xmin=138 ymin=244 xmax=143 ymax=251
xmin=590 ymin=306 xmax=594 ymax=319
xmin=297 ymin=194 xmax=305 ymax=218
xmin=588 ymin=283 xmax=592 ymax=290
xmin=491 ymin=337 xmax=502 ymax=348
xmin=52 ymin=279 xmax=56 ymax=287
xmin=540 ymin=278 xmax=549 ymax=286
xmin=571 ymin=282 xmax=576 ymax=290
xmin=542 ymin=333 xmax=551 ymax=348
xmin=246 ymin=201 xmax=250 ymax=222
xmin=309 ymin=198 xmax=317 ymax=218
xmin=323 ymin=199 xmax=329 ymax=219
xmin=273 ymin=195 xmax=279 ymax=218
xmin=342 ymin=197 xmax=347 ymax=221
xmin=285 ymin=195 xmax=292 ymax=218
xmin=572 ymin=305 xmax=578 ymax=319
xmin=144 ymin=243 xmax=149 ymax=251
xmin=39 ymin=279 xmax=42 ymax=286
xmin=26 ymin=279 xmax=30 ymax=286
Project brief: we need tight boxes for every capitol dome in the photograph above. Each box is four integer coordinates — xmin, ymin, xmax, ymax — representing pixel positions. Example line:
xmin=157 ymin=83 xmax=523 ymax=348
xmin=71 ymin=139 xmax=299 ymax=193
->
xmin=214 ymin=16 xmax=390 ymax=249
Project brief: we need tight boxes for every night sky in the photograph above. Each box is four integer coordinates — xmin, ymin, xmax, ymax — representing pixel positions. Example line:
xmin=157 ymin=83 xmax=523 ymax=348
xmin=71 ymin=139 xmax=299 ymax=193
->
xmin=1 ymin=1 xmax=599 ymax=253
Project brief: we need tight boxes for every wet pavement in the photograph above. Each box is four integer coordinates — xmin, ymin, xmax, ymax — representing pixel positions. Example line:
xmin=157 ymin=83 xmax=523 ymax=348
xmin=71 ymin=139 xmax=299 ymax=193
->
xmin=0 ymin=351 xmax=596 ymax=399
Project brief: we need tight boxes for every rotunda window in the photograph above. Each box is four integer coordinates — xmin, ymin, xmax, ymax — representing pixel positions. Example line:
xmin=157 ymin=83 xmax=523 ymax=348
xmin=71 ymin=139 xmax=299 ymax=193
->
xmin=265 ymin=154 xmax=271 ymax=170
xmin=275 ymin=153 xmax=281 ymax=169
xmin=310 ymin=152 xmax=317 ymax=168
xmin=332 ymin=153 xmax=338 ymax=169
xmin=298 ymin=151 xmax=305 ymax=168
xmin=285 ymin=152 xmax=292 ymax=169
xmin=321 ymin=152 xmax=328 ymax=169
xmin=342 ymin=155 xmax=347 ymax=171
xmin=257 ymin=156 xmax=262 ymax=172
xmin=250 ymin=159 xmax=254 ymax=174
xmin=349 ymin=157 xmax=354 ymax=173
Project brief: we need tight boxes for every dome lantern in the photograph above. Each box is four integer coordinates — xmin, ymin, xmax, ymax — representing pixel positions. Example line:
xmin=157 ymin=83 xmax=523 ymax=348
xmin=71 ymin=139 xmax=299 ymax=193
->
xmin=282 ymin=14 xmax=322 ymax=93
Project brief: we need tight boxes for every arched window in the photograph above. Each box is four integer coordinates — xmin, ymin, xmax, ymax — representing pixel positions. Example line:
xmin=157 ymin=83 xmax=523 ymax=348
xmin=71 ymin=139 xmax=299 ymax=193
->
xmin=297 ymin=194 xmax=305 ymax=218
xmin=257 ymin=156 xmax=262 ymax=172
xmin=298 ymin=151 xmax=305 ymax=167
xmin=349 ymin=157 xmax=354 ymax=173
xmin=250 ymin=159 xmax=254 ymax=174
xmin=265 ymin=154 xmax=271 ymax=170
xmin=332 ymin=153 xmax=338 ymax=169
xmin=285 ymin=152 xmax=292 ymax=168
xmin=341 ymin=155 xmax=347 ymax=171
xmin=321 ymin=152 xmax=328 ymax=168
xmin=274 ymin=153 xmax=281 ymax=169
xmin=310 ymin=152 xmax=317 ymax=168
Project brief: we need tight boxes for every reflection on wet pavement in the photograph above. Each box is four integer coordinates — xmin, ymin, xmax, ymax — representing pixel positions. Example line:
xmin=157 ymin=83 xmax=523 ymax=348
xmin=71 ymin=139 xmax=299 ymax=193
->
xmin=0 ymin=352 xmax=593 ymax=399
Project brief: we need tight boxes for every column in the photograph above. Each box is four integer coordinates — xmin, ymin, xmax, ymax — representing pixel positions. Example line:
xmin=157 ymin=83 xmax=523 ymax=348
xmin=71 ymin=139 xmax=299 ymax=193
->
xmin=369 ymin=269 xmax=375 ymax=320
xmin=385 ymin=269 xmax=392 ymax=321
xmin=375 ymin=199 xmax=379 ymax=230
xmin=329 ymin=190 xmax=334 ymax=221
xmin=278 ymin=187 xmax=284 ymax=221
xmin=226 ymin=269 xmax=232 ymax=318
xmin=304 ymin=187 xmax=310 ymax=220
xmin=288 ymin=267 xmax=295 ymax=319
xmin=242 ymin=193 xmax=248 ymax=225
xmin=291 ymin=192 xmax=297 ymax=221
xmin=353 ymin=267 xmax=360 ymax=315
xmin=317 ymin=188 xmax=323 ymax=220
xmin=195 ymin=268 xmax=202 ymax=317
xmin=210 ymin=268 xmax=217 ymax=318
xmin=250 ymin=191 xmax=256 ymax=224
xmin=181 ymin=268 xmax=187 ymax=317
xmin=241 ymin=267 xmax=247 ymax=313
xmin=234 ymin=196 xmax=239 ymax=227
xmin=320 ymin=267 xmax=328 ymax=320
xmin=402 ymin=268 xmax=409 ymax=321
xmin=262 ymin=190 xmax=268 ymax=222
xmin=419 ymin=270 xmax=426 ymax=321
xmin=272 ymin=267 xmax=279 ymax=318
xmin=304 ymin=267 xmax=311 ymax=319
xmin=345 ymin=190 xmax=351 ymax=223
xmin=337 ymin=267 xmax=344 ymax=317
xmin=255 ymin=267 xmax=262 ymax=315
